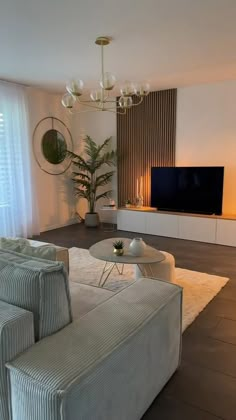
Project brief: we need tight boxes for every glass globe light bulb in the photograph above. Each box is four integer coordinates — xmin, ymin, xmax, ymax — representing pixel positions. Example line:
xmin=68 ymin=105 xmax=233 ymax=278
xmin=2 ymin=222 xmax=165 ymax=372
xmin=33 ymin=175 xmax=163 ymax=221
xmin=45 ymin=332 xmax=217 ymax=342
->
xmin=118 ymin=96 xmax=133 ymax=109
xmin=61 ymin=93 xmax=76 ymax=109
xmin=100 ymin=72 xmax=116 ymax=90
xmin=134 ymin=82 xmax=150 ymax=97
xmin=90 ymin=90 xmax=103 ymax=102
xmin=120 ymin=81 xmax=135 ymax=97
xmin=66 ymin=79 xmax=84 ymax=97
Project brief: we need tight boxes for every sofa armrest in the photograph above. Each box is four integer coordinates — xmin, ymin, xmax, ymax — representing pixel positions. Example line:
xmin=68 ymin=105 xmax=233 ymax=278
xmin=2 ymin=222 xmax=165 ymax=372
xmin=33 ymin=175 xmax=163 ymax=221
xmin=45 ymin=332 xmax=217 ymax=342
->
xmin=0 ymin=301 xmax=34 ymax=420
xmin=28 ymin=240 xmax=69 ymax=272
xmin=7 ymin=278 xmax=182 ymax=420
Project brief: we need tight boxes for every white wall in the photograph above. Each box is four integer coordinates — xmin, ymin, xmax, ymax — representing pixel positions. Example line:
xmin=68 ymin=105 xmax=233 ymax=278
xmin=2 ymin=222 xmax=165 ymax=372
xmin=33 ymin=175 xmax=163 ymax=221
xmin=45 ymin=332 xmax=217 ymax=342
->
xmin=30 ymin=79 xmax=236 ymax=233
xmin=176 ymin=80 xmax=236 ymax=214
xmin=27 ymin=88 xmax=76 ymax=232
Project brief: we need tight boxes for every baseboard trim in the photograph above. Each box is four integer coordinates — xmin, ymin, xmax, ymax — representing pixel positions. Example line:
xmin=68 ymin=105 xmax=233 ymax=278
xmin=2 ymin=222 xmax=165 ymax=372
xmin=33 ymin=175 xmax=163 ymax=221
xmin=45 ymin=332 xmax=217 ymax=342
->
xmin=40 ymin=219 xmax=79 ymax=233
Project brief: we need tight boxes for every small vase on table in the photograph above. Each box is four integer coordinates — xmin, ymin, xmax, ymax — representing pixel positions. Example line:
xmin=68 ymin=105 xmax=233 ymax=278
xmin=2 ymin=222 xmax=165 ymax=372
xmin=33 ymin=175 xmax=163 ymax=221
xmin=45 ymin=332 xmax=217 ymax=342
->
xmin=129 ymin=238 xmax=146 ymax=257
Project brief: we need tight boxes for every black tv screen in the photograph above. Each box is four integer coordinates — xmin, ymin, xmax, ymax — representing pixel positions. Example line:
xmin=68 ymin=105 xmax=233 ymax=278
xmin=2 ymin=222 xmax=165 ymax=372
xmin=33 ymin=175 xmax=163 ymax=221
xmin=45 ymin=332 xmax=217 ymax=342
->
xmin=151 ymin=167 xmax=224 ymax=215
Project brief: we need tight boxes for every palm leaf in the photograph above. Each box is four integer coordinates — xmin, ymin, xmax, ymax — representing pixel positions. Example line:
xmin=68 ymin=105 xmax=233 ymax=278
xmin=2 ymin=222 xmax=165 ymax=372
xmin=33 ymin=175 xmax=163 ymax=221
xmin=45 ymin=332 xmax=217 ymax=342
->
xmin=72 ymin=172 xmax=90 ymax=180
xmin=84 ymin=135 xmax=98 ymax=159
xmin=95 ymin=171 xmax=115 ymax=187
xmin=67 ymin=150 xmax=78 ymax=159
xmin=68 ymin=152 xmax=87 ymax=169
xmin=73 ymin=157 xmax=91 ymax=172
xmin=74 ymin=188 xmax=89 ymax=199
xmin=93 ymin=151 xmax=117 ymax=171
xmin=96 ymin=190 xmax=113 ymax=201
xmin=68 ymin=150 xmax=92 ymax=171
xmin=95 ymin=137 xmax=112 ymax=157
xmin=70 ymin=157 xmax=91 ymax=172
xmin=72 ymin=179 xmax=91 ymax=189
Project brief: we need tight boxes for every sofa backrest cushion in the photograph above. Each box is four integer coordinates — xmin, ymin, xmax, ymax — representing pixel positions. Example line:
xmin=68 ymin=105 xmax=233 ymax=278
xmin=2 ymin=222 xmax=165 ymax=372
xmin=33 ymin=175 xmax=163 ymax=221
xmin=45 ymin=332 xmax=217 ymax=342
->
xmin=0 ymin=238 xmax=57 ymax=261
xmin=0 ymin=249 xmax=72 ymax=341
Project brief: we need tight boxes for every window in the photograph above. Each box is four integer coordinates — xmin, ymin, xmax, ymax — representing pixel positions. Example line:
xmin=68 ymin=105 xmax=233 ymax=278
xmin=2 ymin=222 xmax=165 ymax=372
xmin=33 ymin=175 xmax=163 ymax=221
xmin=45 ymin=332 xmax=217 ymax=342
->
xmin=0 ymin=82 xmax=39 ymax=237
xmin=0 ymin=112 xmax=9 ymax=207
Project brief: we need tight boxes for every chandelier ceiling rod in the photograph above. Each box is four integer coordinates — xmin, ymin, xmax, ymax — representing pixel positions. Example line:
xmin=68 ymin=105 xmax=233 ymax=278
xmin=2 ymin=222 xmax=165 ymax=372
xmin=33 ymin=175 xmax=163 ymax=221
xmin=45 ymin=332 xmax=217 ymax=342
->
xmin=100 ymin=39 xmax=105 ymax=106
xmin=61 ymin=36 xmax=150 ymax=115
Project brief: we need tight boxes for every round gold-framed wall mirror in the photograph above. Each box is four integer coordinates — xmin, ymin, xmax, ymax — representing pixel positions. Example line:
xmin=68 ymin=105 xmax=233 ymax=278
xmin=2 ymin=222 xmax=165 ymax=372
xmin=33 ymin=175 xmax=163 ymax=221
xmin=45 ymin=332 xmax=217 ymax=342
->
xmin=33 ymin=117 xmax=73 ymax=175
xmin=42 ymin=129 xmax=67 ymax=164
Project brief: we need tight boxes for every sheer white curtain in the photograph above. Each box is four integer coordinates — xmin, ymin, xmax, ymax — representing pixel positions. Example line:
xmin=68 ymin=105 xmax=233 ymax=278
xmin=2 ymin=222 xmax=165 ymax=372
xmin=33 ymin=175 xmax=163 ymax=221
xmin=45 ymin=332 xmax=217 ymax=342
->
xmin=0 ymin=81 xmax=39 ymax=237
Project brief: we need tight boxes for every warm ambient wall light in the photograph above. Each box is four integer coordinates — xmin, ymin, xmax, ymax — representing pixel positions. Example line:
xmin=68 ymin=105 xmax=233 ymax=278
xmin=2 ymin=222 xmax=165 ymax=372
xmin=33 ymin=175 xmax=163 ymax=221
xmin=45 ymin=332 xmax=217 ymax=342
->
xmin=61 ymin=36 xmax=150 ymax=115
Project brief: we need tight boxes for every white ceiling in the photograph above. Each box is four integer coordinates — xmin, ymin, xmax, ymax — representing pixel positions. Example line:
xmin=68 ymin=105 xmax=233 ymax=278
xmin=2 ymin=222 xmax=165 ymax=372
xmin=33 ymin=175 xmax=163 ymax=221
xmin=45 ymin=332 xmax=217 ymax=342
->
xmin=1 ymin=0 xmax=236 ymax=93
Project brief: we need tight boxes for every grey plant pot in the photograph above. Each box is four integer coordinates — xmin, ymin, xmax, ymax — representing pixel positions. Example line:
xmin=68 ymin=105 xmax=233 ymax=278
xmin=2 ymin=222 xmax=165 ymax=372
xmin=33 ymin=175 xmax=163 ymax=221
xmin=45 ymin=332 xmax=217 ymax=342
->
xmin=85 ymin=212 xmax=99 ymax=227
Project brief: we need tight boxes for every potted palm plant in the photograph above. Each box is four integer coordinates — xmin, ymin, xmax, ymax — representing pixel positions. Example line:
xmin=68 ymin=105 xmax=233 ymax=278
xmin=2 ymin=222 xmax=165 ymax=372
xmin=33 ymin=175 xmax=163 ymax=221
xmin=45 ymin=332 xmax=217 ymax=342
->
xmin=68 ymin=135 xmax=116 ymax=227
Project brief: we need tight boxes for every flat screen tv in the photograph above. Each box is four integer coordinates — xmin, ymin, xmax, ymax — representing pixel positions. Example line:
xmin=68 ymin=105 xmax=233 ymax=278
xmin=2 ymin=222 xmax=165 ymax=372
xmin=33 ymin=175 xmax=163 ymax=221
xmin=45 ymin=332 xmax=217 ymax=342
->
xmin=151 ymin=166 xmax=224 ymax=215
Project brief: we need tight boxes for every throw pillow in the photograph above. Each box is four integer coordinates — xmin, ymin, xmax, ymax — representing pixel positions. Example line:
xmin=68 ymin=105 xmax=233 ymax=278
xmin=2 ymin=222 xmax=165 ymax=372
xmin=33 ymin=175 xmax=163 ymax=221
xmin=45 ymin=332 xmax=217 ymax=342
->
xmin=20 ymin=245 xmax=57 ymax=261
xmin=0 ymin=237 xmax=30 ymax=252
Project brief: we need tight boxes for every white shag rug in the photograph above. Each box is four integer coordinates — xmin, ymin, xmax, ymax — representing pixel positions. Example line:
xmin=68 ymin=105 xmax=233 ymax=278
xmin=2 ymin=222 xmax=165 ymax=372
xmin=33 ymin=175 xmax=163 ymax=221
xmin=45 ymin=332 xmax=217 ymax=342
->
xmin=69 ymin=247 xmax=229 ymax=331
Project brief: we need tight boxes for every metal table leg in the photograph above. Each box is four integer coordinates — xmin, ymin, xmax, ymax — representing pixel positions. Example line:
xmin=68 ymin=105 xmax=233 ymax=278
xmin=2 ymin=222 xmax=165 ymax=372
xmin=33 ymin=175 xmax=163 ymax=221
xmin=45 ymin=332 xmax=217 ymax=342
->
xmin=137 ymin=263 xmax=154 ymax=278
xmin=99 ymin=262 xmax=125 ymax=288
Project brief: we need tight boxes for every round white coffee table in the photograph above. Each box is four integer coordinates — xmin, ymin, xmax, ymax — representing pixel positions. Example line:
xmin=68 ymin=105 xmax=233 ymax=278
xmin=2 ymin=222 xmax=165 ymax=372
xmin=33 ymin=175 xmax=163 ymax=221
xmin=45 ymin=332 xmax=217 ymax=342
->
xmin=89 ymin=238 xmax=165 ymax=287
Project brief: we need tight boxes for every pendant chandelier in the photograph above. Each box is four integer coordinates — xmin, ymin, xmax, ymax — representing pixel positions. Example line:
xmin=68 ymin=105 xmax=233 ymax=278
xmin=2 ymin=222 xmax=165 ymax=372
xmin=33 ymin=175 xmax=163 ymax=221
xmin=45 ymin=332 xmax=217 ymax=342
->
xmin=61 ymin=36 xmax=150 ymax=115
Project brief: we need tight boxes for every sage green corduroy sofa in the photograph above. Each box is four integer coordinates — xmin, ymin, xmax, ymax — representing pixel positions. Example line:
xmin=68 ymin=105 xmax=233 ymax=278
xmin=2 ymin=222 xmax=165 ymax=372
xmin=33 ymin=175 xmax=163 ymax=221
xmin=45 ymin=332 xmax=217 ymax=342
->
xmin=0 ymin=248 xmax=182 ymax=420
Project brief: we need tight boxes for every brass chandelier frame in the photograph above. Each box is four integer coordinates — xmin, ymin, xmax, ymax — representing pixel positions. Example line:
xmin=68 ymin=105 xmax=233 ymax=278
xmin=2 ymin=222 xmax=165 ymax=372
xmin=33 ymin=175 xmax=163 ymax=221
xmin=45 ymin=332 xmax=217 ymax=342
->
xmin=61 ymin=36 xmax=150 ymax=115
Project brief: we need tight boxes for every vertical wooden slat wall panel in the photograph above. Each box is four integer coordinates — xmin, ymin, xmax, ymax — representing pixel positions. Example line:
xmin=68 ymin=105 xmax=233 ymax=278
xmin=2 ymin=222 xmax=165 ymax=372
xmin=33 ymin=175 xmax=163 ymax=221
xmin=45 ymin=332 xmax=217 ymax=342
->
xmin=117 ymin=89 xmax=177 ymax=207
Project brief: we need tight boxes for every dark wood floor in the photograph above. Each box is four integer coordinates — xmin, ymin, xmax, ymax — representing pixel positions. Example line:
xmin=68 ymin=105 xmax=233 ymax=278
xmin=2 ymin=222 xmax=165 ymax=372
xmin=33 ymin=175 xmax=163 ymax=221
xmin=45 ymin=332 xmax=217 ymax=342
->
xmin=35 ymin=223 xmax=236 ymax=420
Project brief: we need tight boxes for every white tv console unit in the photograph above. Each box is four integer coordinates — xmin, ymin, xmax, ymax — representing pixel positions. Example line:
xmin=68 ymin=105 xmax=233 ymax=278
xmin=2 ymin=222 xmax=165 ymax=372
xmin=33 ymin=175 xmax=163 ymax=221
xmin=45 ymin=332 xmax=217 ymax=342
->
xmin=117 ymin=207 xmax=236 ymax=247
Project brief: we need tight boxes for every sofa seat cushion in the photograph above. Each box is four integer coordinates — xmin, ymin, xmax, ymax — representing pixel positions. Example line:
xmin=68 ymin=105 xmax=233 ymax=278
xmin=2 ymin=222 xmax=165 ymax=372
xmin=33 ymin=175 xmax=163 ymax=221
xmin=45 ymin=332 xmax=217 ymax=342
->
xmin=0 ymin=249 xmax=72 ymax=340
xmin=7 ymin=278 xmax=182 ymax=390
